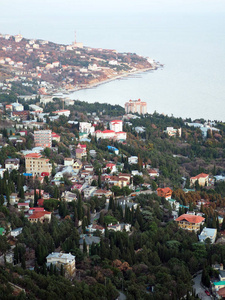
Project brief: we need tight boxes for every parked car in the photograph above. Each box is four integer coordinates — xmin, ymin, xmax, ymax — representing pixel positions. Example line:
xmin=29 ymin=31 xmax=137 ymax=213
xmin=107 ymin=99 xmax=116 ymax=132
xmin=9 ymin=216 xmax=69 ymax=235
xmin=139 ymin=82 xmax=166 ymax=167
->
xmin=205 ymin=290 xmax=210 ymax=296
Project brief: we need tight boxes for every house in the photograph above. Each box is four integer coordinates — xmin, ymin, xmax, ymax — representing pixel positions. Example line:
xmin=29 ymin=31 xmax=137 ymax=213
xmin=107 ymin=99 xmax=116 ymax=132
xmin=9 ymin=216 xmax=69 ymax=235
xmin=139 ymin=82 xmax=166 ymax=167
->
xmin=212 ymin=281 xmax=225 ymax=292
xmin=105 ymin=163 xmax=117 ymax=173
xmin=73 ymin=159 xmax=82 ymax=170
xmin=157 ymin=187 xmax=172 ymax=200
xmin=10 ymin=193 xmax=20 ymax=205
xmin=128 ymin=156 xmax=138 ymax=164
xmin=110 ymin=120 xmax=123 ymax=132
xmin=11 ymin=227 xmax=23 ymax=237
xmin=18 ymin=203 xmax=30 ymax=212
xmin=175 ymin=214 xmax=205 ymax=232
xmin=83 ymin=186 xmax=97 ymax=199
xmin=107 ymin=223 xmax=131 ymax=232
xmin=107 ymin=146 xmax=119 ymax=155
xmin=5 ymin=158 xmax=20 ymax=171
xmin=79 ymin=234 xmax=100 ymax=254
xmin=76 ymin=144 xmax=87 ymax=159
xmin=64 ymin=158 xmax=74 ymax=166
xmin=28 ymin=210 xmax=51 ymax=223
xmin=63 ymin=191 xmax=77 ymax=202
xmin=93 ymin=189 xmax=112 ymax=199
xmin=164 ymin=127 xmax=182 ymax=137
xmin=52 ymin=132 xmax=60 ymax=142
xmin=199 ymin=227 xmax=217 ymax=244
xmin=190 ymin=173 xmax=209 ymax=187
xmin=148 ymin=169 xmax=159 ymax=177
xmin=46 ymin=252 xmax=76 ymax=277
xmin=86 ymin=224 xmax=105 ymax=234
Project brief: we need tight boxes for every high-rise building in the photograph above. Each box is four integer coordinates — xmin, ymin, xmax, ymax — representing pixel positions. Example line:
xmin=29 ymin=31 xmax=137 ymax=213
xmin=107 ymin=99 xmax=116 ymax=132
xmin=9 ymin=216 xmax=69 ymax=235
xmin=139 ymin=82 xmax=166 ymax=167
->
xmin=125 ymin=99 xmax=147 ymax=115
xmin=34 ymin=130 xmax=52 ymax=148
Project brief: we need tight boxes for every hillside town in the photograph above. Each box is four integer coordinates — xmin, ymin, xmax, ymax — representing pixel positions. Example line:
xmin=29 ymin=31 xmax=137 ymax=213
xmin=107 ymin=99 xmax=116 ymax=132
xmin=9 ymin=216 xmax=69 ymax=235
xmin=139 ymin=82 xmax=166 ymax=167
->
xmin=1 ymin=35 xmax=225 ymax=300
xmin=0 ymin=33 xmax=159 ymax=96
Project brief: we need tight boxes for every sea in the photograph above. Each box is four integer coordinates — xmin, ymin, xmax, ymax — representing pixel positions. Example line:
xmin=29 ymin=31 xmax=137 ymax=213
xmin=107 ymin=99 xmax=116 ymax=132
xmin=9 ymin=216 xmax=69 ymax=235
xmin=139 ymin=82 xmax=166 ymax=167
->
xmin=1 ymin=5 xmax=225 ymax=121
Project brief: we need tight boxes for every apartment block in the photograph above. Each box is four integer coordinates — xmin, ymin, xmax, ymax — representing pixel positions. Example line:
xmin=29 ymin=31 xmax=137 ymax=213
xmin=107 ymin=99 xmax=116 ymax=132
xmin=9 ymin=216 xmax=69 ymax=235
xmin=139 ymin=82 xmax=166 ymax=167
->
xmin=34 ymin=130 xmax=52 ymax=148
xmin=25 ymin=153 xmax=52 ymax=176
xmin=125 ymin=99 xmax=147 ymax=115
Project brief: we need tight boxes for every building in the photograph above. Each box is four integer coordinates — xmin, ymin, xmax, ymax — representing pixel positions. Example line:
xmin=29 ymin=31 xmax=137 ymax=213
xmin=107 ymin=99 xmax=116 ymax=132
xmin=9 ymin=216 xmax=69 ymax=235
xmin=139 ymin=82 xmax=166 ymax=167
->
xmin=125 ymin=99 xmax=147 ymax=115
xmin=199 ymin=227 xmax=217 ymax=244
xmin=190 ymin=173 xmax=209 ymax=187
xmin=52 ymin=109 xmax=70 ymax=117
xmin=52 ymin=132 xmax=60 ymax=142
xmin=46 ymin=252 xmax=76 ymax=277
xmin=157 ymin=187 xmax=173 ymax=200
xmin=79 ymin=234 xmax=100 ymax=255
xmin=164 ymin=127 xmax=182 ymax=137
xmin=110 ymin=120 xmax=123 ymax=132
xmin=175 ymin=214 xmax=205 ymax=232
xmin=34 ymin=130 xmax=52 ymax=148
xmin=28 ymin=210 xmax=51 ymax=223
xmin=76 ymin=144 xmax=87 ymax=159
xmin=5 ymin=158 xmax=20 ymax=171
xmin=128 ymin=156 xmax=138 ymax=164
xmin=25 ymin=153 xmax=52 ymax=176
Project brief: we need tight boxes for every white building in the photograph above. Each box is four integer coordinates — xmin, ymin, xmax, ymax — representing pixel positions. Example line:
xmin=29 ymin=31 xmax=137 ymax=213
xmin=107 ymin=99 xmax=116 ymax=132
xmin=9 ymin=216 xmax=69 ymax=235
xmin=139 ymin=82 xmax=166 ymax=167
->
xmin=128 ymin=156 xmax=138 ymax=164
xmin=199 ymin=227 xmax=217 ymax=244
xmin=110 ymin=120 xmax=123 ymax=132
xmin=46 ymin=252 xmax=76 ymax=276
xmin=11 ymin=102 xmax=24 ymax=112
xmin=164 ymin=127 xmax=182 ymax=137
xmin=53 ymin=109 xmax=70 ymax=117
xmin=79 ymin=122 xmax=95 ymax=134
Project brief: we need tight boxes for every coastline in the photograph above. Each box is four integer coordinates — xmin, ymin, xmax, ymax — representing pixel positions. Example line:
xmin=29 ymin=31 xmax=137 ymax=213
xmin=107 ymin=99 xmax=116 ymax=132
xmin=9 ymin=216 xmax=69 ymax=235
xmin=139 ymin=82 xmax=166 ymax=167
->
xmin=56 ymin=64 xmax=162 ymax=98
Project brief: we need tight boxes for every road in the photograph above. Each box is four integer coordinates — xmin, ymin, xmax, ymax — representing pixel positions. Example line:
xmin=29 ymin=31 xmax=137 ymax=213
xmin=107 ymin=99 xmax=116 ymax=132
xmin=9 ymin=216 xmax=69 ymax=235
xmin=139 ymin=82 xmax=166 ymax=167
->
xmin=193 ymin=274 xmax=211 ymax=300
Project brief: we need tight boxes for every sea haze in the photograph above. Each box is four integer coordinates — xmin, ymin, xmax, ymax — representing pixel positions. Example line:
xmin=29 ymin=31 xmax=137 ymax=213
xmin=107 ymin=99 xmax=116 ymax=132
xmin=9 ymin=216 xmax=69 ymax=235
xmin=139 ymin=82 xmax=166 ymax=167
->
xmin=67 ymin=12 xmax=225 ymax=121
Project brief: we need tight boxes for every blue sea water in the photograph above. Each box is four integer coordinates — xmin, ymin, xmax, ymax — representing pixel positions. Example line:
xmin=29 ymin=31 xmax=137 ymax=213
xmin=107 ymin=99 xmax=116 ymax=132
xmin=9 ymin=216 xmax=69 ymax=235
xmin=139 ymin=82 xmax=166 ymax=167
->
xmin=1 ymin=4 xmax=225 ymax=120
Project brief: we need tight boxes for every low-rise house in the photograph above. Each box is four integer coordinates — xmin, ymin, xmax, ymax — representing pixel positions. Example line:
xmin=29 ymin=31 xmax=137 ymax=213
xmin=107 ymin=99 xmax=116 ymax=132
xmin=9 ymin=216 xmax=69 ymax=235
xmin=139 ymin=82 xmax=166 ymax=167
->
xmin=79 ymin=234 xmax=100 ymax=255
xmin=199 ymin=227 xmax=217 ymax=244
xmin=107 ymin=146 xmax=119 ymax=155
xmin=128 ymin=156 xmax=138 ymax=164
xmin=52 ymin=132 xmax=60 ymax=142
xmin=157 ymin=187 xmax=172 ymax=199
xmin=0 ymin=168 xmax=6 ymax=178
xmin=63 ymin=191 xmax=77 ymax=202
xmin=64 ymin=158 xmax=74 ymax=166
xmin=76 ymin=144 xmax=87 ymax=159
xmin=105 ymin=163 xmax=117 ymax=173
xmin=86 ymin=224 xmax=105 ymax=234
xmin=107 ymin=223 xmax=131 ymax=232
xmin=175 ymin=214 xmax=205 ymax=232
xmin=11 ymin=227 xmax=23 ymax=237
xmin=52 ymin=109 xmax=70 ymax=117
xmin=164 ymin=127 xmax=182 ymax=137
xmin=93 ymin=189 xmax=112 ymax=199
xmin=46 ymin=252 xmax=76 ymax=277
xmin=5 ymin=158 xmax=20 ymax=171
xmin=18 ymin=203 xmax=30 ymax=212
xmin=10 ymin=193 xmax=20 ymax=205
xmin=190 ymin=173 xmax=209 ymax=187
xmin=83 ymin=186 xmax=97 ymax=199
xmin=148 ymin=168 xmax=159 ymax=177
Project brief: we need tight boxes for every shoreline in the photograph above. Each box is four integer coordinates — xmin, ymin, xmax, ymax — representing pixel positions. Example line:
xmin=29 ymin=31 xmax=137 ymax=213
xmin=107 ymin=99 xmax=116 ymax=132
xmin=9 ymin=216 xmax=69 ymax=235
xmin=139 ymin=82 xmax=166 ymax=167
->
xmin=54 ymin=64 xmax=162 ymax=98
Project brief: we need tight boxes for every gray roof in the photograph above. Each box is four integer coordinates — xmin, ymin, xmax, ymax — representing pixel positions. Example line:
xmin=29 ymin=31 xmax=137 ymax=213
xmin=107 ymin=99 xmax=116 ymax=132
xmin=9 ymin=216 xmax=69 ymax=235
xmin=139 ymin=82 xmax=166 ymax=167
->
xmin=79 ymin=235 xmax=100 ymax=245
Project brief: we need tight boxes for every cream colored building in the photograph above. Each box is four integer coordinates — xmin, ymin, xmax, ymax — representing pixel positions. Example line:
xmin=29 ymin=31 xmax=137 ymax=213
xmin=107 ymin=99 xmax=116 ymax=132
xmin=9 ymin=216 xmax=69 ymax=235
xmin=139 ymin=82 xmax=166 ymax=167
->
xmin=125 ymin=99 xmax=147 ymax=115
xmin=46 ymin=252 xmax=76 ymax=277
xmin=25 ymin=153 xmax=52 ymax=176
xmin=190 ymin=173 xmax=209 ymax=187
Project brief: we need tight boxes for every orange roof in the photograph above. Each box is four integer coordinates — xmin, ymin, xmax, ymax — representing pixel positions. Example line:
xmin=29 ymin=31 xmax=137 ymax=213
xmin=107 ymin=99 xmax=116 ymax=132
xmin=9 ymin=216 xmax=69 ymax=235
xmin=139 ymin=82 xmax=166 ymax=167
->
xmin=175 ymin=214 xmax=205 ymax=224
xmin=102 ymin=130 xmax=115 ymax=133
xmin=25 ymin=153 xmax=42 ymax=158
xmin=157 ymin=187 xmax=172 ymax=193
xmin=191 ymin=173 xmax=209 ymax=180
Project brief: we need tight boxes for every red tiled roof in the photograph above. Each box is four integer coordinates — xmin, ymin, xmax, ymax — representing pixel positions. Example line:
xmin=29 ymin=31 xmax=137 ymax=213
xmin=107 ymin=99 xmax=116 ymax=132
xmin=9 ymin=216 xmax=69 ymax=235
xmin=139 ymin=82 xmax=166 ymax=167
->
xmin=175 ymin=214 xmax=205 ymax=224
xmin=111 ymin=120 xmax=122 ymax=123
xmin=25 ymin=153 xmax=42 ymax=158
xmin=102 ymin=130 xmax=115 ymax=133
xmin=191 ymin=173 xmax=209 ymax=180
xmin=28 ymin=211 xmax=51 ymax=219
